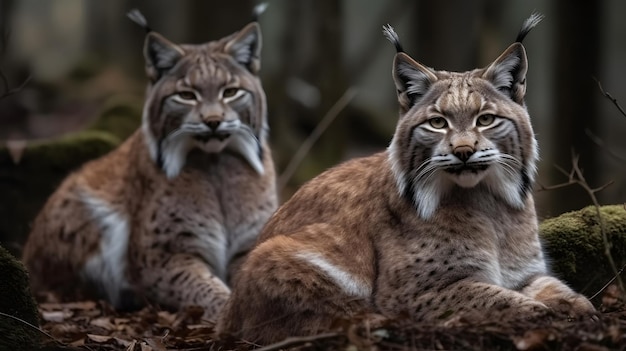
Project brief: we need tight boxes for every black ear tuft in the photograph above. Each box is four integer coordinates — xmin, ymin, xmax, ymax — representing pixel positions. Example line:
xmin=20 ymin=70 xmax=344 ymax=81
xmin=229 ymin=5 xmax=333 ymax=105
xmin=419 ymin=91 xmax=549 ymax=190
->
xmin=143 ymin=32 xmax=184 ymax=82
xmin=382 ymin=24 xmax=404 ymax=53
xmin=251 ymin=3 xmax=268 ymax=22
xmin=225 ymin=23 xmax=262 ymax=74
xmin=127 ymin=9 xmax=151 ymax=33
xmin=385 ymin=25 xmax=437 ymax=113
xmin=482 ymin=13 xmax=540 ymax=104
xmin=515 ymin=12 xmax=543 ymax=43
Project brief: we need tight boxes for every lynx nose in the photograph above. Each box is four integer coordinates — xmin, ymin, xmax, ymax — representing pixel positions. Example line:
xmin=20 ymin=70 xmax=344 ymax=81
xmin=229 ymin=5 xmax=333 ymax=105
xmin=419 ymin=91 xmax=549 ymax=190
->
xmin=205 ymin=119 xmax=221 ymax=131
xmin=453 ymin=145 xmax=475 ymax=162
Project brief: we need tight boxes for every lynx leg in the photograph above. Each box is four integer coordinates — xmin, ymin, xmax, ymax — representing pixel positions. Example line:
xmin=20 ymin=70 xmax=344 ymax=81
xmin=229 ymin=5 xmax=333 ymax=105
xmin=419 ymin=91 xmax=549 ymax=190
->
xmin=521 ymin=275 xmax=595 ymax=318
xmin=134 ymin=252 xmax=230 ymax=321
xmin=387 ymin=279 xmax=551 ymax=322
xmin=218 ymin=233 xmax=374 ymax=345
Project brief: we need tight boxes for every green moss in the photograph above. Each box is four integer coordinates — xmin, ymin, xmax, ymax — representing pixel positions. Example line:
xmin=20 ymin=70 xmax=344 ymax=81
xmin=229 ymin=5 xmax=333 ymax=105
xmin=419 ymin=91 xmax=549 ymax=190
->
xmin=0 ymin=131 xmax=119 ymax=254
xmin=0 ymin=245 xmax=41 ymax=350
xmin=65 ymin=56 xmax=105 ymax=83
xmin=540 ymin=205 xmax=626 ymax=298
xmin=88 ymin=97 xmax=142 ymax=140
xmin=19 ymin=131 xmax=119 ymax=169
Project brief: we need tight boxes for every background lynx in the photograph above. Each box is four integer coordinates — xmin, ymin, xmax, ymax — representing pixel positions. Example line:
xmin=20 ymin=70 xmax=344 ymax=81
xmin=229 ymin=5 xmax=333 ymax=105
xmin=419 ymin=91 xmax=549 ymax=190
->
xmin=22 ymin=19 xmax=277 ymax=319
xmin=217 ymin=14 xmax=594 ymax=343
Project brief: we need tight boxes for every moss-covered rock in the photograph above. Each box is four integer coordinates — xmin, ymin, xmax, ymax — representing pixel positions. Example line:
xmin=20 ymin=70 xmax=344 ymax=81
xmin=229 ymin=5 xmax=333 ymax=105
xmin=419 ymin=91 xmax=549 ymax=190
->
xmin=0 ymin=244 xmax=41 ymax=350
xmin=540 ymin=204 xmax=626 ymax=299
xmin=0 ymin=131 xmax=120 ymax=254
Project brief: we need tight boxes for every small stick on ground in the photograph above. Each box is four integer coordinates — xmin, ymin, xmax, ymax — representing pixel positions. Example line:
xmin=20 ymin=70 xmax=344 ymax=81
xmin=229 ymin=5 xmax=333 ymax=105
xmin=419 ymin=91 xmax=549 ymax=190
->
xmin=253 ymin=332 xmax=341 ymax=351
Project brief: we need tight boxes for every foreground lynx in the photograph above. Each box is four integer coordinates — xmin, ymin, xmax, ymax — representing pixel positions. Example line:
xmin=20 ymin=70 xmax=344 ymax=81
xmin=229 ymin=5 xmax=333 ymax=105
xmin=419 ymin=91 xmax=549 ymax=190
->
xmin=22 ymin=18 xmax=276 ymax=319
xmin=218 ymin=14 xmax=594 ymax=343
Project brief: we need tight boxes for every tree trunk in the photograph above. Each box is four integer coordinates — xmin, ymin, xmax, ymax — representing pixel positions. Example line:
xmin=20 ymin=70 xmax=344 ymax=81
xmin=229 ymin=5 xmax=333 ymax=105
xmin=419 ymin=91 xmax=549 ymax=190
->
xmin=267 ymin=0 xmax=347 ymax=196
xmin=550 ymin=1 xmax=603 ymax=214
xmin=415 ymin=0 xmax=487 ymax=71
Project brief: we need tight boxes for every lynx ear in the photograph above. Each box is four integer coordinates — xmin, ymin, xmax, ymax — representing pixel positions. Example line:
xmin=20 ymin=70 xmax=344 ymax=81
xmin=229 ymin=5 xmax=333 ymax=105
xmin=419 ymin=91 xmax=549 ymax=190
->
xmin=225 ymin=22 xmax=262 ymax=74
xmin=392 ymin=53 xmax=438 ymax=114
xmin=483 ymin=43 xmax=528 ymax=104
xmin=144 ymin=32 xmax=184 ymax=82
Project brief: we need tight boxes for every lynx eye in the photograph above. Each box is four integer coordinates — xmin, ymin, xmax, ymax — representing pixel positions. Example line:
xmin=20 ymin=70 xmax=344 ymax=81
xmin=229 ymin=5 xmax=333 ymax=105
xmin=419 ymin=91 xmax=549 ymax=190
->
xmin=222 ymin=88 xmax=240 ymax=98
xmin=428 ymin=117 xmax=448 ymax=129
xmin=176 ymin=91 xmax=197 ymax=101
xmin=477 ymin=114 xmax=495 ymax=127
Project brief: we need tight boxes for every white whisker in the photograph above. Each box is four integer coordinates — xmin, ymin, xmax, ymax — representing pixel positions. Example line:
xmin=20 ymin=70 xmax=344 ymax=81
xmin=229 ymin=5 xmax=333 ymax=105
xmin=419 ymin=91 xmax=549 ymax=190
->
xmin=497 ymin=154 xmax=523 ymax=178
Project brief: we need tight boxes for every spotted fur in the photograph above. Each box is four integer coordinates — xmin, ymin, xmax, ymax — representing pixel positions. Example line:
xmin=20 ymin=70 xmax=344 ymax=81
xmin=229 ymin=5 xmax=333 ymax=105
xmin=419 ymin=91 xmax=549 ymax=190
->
xmin=217 ymin=15 xmax=594 ymax=344
xmin=22 ymin=21 xmax=277 ymax=321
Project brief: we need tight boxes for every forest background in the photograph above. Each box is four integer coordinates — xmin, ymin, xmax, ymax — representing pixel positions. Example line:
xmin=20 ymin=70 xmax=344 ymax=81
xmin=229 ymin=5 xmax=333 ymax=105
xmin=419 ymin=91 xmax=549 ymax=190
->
xmin=1 ymin=0 xmax=625 ymax=252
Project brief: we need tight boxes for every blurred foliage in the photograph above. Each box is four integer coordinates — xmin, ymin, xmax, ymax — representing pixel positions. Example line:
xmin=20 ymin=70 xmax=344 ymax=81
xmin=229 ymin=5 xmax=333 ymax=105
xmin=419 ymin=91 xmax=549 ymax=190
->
xmin=0 ymin=101 xmax=140 ymax=255
xmin=87 ymin=98 xmax=142 ymax=141
xmin=1 ymin=0 xmax=626 ymax=252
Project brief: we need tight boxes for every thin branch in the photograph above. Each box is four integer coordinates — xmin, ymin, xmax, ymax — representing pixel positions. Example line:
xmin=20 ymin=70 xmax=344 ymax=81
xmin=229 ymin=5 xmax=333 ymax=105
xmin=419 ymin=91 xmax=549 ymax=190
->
xmin=0 ymin=311 xmax=58 ymax=343
xmin=0 ymin=66 xmax=8 ymax=93
xmin=0 ymin=21 xmax=30 ymax=100
xmin=589 ymin=263 xmax=626 ymax=301
xmin=253 ymin=332 xmax=341 ymax=351
xmin=537 ymin=152 xmax=624 ymax=294
xmin=278 ymin=87 xmax=357 ymax=192
xmin=0 ymin=22 xmax=9 ymax=56
xmin=535 ymin=181 xmax=575 ymax=192
xmin=594 ymin=77 xmax=626 ymax=118
xmin=585 ymin=128 xmax=626 ymax=163
xmin=0 ymin=73 xmax=31 ymax=100
xmin=590 ymin=181 xmax=614 ymax=193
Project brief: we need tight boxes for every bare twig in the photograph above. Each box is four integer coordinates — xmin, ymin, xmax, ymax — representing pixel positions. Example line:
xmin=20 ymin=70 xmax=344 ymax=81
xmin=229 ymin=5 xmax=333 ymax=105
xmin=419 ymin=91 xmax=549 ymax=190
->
xmin=589 ymin=263 xmax=626 ymax=301
xmin=0 ymin=65 xmax=8 ymax=93
xmin=0 ymin=21 xmax=9 ymax=56
xmin=253 ymin=332 xmax=341 ymax=351
xmin=594 ymin=77 xmax=626 ymax=118
xmin=0 ymin=73 xmax=31 ymax=100
xmin=0 ymin=20 xmax=30 ymax=100
xmin=0 ymin=311 xmax=58 ymax=343
xmin=537 ymin=153 xmax=624 ymax=294
xmin=585 ymin=128 xmax=626 ymax=163
xmin=278 ymin=87 xmax=357 ymax=192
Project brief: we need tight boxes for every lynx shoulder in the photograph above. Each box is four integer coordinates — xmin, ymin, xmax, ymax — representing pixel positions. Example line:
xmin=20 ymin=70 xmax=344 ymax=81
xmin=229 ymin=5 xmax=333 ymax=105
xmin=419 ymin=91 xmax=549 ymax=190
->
xmin=217 ymin=14 xmax=594 ymax=343
xmin=22 ymin=19 xmax=277 ymax=320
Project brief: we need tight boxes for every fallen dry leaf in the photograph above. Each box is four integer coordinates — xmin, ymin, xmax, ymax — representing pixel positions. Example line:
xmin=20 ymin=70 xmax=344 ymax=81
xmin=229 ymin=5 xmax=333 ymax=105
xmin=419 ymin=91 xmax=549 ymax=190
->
xmin=5 ymin=139 xmax=27 ymax=164
xmin=90 ymin=317 xmax=116 ymax=330
xmin=513 ymin=329 xmax=553 ymax=350
xmin=143 ymin=337 xmax=167 ymax=351
xmin=41 ymin=309 xmax=73 ymax=322
xmin=33 ymin=287 xmax=626 ymax=351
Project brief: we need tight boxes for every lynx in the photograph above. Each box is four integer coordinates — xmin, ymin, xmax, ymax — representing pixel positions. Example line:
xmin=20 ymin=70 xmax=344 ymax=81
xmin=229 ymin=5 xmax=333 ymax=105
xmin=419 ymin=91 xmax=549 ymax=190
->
xmin=22 ymin=18 xmax=277 ymax=320
xmin=217 ymin=14 xmax=594 ymax=343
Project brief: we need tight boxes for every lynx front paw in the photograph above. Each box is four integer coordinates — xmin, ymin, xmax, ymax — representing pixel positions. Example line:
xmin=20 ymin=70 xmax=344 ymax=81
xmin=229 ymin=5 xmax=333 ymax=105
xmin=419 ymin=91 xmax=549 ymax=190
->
xmin=543 ymin=293 xmax=596 ymax=320
xmin=522 ymin=276 xmax=596 ymax=320
xmin=442 ymin=300 xmax=549 ymax=327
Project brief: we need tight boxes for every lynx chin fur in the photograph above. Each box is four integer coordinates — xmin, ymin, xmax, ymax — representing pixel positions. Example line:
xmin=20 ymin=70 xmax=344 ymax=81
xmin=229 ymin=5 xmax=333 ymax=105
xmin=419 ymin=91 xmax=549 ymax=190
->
xmin=22 ymin=18 xmax=277 ymax=319
xmin=217 ymin=13 xmax=594 ymax=343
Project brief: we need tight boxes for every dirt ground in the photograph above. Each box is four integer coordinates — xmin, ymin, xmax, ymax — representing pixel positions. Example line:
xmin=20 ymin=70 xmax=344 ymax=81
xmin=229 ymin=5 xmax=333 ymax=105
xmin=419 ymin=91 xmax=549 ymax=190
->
xmin=33 ymin=285 xmax=626 ymax=351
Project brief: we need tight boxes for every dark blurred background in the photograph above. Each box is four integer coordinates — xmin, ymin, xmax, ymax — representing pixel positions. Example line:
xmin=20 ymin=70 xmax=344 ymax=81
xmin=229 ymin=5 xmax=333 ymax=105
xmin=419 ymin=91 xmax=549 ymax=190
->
xmin=1 ymin=0 xmax=625 ymax=252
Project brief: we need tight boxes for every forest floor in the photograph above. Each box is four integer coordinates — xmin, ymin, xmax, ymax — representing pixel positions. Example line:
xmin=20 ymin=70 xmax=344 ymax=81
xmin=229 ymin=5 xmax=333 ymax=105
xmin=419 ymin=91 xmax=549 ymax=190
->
xmin=36 ymin=285 xmax=626 ymax=351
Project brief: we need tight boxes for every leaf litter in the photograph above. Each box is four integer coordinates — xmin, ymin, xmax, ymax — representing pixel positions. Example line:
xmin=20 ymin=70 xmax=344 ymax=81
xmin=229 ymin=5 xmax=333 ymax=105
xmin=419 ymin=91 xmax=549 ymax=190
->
xmin=35 ymin=285 xmax=626 ymax=350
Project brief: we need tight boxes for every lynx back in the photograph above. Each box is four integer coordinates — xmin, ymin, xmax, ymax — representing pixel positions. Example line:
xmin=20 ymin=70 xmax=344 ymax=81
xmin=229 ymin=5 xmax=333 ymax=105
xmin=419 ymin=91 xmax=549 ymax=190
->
xmin=217 ymin=14 xmax=594 ymax=344
xmin=22 ymin=20 xmax=277 ymax=320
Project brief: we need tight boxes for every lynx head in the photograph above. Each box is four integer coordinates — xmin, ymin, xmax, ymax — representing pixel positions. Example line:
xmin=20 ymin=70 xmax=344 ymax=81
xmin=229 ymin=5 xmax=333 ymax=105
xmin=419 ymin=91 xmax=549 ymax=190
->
xmin=140 ymin=22 xmax=267 ymax=179
xmin=384 ymin=13 xmax=542 ymax=219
